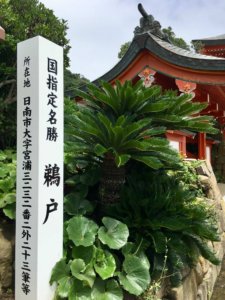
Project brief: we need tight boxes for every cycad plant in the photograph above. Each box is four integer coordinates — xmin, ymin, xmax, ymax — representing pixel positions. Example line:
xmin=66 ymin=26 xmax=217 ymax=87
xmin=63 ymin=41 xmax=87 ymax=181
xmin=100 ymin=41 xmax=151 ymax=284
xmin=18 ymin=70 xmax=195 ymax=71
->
xmin=65 ymin=80 xmax=217 ymax=204
xmin=106 ymin=163 xmax=220 ymax=287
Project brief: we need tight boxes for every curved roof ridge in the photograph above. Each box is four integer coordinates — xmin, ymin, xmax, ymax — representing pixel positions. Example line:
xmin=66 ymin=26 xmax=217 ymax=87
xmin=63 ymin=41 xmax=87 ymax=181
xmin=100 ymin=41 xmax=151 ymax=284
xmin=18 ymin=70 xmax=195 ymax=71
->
xmin=92 ymin=31 xmax=225 ymax=84
xmin=150 ymin=33 xmax=225 ymax=60
xmin=193 ymin=33 xmax=225 ymax=41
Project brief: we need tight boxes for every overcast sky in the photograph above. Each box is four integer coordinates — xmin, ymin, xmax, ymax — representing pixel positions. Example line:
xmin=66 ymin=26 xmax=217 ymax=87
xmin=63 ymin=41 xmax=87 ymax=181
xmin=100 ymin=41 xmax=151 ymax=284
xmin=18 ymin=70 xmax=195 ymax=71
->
xmin=40 ymin=0 xmax=225 ymax=81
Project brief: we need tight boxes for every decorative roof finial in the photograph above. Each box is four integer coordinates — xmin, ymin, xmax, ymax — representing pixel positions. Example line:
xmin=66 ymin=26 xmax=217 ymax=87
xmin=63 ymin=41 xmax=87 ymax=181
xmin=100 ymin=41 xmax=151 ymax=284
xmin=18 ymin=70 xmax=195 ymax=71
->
xmin=134 ymin=3 xmax=170 ymax=42
xmin=138 ymin=3 xmax=149 ymax=18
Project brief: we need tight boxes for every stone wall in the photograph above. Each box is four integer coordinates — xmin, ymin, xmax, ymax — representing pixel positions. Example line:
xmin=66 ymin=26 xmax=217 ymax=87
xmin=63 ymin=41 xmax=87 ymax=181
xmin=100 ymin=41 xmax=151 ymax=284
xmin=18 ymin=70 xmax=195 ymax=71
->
xmin=166 ymin=160 xmax=225 ymax=300
xmin=212 ymin=133 xmax=225 ymax=183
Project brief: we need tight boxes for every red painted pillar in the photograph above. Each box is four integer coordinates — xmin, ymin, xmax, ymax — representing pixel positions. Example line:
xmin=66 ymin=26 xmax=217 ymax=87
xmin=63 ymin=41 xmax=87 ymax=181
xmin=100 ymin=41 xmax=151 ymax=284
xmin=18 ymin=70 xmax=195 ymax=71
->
xmin=180 ymin=136 xmax=187 ymax=157
xmin=198 ymin=132 xmax=206 ymax=159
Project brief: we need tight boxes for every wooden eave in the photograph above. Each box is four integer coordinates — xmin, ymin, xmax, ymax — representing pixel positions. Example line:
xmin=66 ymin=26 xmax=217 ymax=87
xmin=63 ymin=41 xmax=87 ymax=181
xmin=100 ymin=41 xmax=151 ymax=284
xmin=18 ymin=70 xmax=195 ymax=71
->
xmin=192 ymin=34 xmax=225 ymax=46
xmin=93 ymin=32 xmax=225 ymax=86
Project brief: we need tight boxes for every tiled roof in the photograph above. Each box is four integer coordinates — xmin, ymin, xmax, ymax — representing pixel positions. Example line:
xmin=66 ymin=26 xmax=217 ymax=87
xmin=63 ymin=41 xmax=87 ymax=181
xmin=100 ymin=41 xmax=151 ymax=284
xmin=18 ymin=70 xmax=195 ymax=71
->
xmin=93 ymin=32 xmax=225 ymax=84
xmin=151 ymin=34 xmax=224 ymax=60
xmin=192 ymin=34 xmax=225 ymax=46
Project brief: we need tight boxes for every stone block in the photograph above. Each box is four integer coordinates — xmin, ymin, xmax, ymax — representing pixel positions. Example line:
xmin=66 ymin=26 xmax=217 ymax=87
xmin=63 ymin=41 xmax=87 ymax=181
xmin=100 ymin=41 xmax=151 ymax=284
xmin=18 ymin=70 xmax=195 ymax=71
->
xmin=0 ymin=221 xmax=14 ymax=294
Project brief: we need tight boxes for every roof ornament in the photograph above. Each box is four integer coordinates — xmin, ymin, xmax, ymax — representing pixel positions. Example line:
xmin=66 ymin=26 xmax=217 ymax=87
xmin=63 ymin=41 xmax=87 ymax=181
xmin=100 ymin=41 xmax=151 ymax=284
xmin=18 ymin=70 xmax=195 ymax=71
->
xmin=134 ymin=3 xmax=170 ymax=42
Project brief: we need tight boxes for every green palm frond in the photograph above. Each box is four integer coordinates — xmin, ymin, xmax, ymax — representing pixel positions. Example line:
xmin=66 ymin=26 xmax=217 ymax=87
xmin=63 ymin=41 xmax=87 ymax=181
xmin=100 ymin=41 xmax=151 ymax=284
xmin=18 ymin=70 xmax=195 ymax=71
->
xmin=66 ymin=80 xmax=217 ymax=169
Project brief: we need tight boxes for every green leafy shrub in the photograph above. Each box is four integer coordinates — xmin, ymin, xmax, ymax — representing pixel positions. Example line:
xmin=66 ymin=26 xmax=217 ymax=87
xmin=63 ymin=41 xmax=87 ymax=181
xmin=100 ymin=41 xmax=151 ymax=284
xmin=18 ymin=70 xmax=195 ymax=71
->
xmin=0 ymin=149 xmax=16 ymax=219
xmin=174 ymin=160 xmax=205 ymax=197
xmin=53 ymin=81 xmax=219 ymax=298
xmin=66 ymin=80 xmax=217 ymax=205
xmin=50 ymin=215 xmax=150 ymax=299
xmin=67 ymin=80 xmax=217 ymax=170
xmin=105 ymin=162 xmax=220 ymax=287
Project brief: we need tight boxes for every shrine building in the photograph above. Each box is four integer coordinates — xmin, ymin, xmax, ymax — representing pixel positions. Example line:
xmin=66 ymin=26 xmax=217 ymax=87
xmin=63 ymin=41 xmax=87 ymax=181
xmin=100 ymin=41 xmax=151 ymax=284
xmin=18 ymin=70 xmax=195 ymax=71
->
xmin=76 ymin=4 xmax=225 ymax=176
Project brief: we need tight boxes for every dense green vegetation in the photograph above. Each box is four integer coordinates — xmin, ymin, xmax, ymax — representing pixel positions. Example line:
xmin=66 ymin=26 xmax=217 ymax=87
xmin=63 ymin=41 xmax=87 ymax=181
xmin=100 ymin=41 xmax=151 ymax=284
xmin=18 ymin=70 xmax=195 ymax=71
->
xmin=0 ymin=79 xmax=218 ymax=298
xmin=0 ymin=149 xmax=16 ymax=220
xmin=0 ymin=1 xmax=221 ymax=298
xmin=49 ymin=81 xmax=219 ymax=299
xmin=0 ymin=0 xmax=88 ymax=149
xmin=118 ymin=26 xmax=200 ymax=59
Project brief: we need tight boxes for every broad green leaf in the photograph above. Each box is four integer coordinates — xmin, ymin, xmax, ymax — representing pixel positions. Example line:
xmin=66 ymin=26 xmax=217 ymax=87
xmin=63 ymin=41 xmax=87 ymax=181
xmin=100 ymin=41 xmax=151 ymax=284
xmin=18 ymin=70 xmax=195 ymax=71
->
xmin=67 ymin=216 xmax=98 ymax=247
xmin=71 ymin=259 xmax=86 ymax=274
xmin=68 ymin=279 xmax=92 ymax=300
xmin=122 ymin=243 xmax=150 ymax=269
xmin=92 ymin=279 xmax=123 ymax=300
xmin=70 ymin=259 xmax=95 ymax=288
xmin=50 ymin=259 xmax=70 ymax=285
xmin=64 ymin=194 xmax=93 ymax=216
xmin=94 ymin=248 xmax=116 ymax=280
xmin=3 ymin=203 xmax=16 ymax=219
xmin=118 ymin=255 xmax=150 ymax=296
xmin=0 ymin=165 xmax=8 ymax=178
xmin=56 ymin=276 xmax=73 ymax=298
xmin=0 ymin=193 xmax=16 ymax=208
xmin=0 ymin=178 xmax=15 ymax=193
xmin=0 ymin=152 xmax=7 ymax=161
xmin=72 ymin=245 xmax=95 ymax=265
xmin=98 ymin=217 xmax=129 ymax=249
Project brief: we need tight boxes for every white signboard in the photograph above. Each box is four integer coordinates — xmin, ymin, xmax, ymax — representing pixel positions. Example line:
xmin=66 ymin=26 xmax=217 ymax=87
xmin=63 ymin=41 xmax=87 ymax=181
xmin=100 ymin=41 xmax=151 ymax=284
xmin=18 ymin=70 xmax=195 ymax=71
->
xmin=206 ymin=146 xmax=211 ymax=162
xmin=16 ymin=36 xmax=64 ymax=299
xmin=169 ymin=140 xmax=179 ymax=152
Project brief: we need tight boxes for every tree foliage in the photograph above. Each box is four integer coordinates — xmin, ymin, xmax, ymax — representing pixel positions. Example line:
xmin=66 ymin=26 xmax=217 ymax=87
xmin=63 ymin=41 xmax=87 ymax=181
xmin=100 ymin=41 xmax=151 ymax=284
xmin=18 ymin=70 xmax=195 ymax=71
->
xmin=191 ymin=40 xmax=205 ymax=53
xmin=67 ymin=80 xmax=217 ymax=169
xmin=118 ymin=26 xmax=190 ymax=59
xmin=162 ymin=26 xmax=190 ymax=50
xmin=118 ymin=42 xmax=131 ymax=59
xmin=65 ymin=80 xmax=217 ymax=205
xmin=0 ymin=0 xmax=71 ymax=149
xmin=64 ymin=69 xmax=89 ymax=98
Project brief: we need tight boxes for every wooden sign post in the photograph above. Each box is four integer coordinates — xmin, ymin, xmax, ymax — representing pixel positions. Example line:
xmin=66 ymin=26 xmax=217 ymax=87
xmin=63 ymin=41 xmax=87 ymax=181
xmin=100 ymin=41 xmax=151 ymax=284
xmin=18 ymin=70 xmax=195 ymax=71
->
xmin=16 ymin=36 xmax=64 ymax=299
